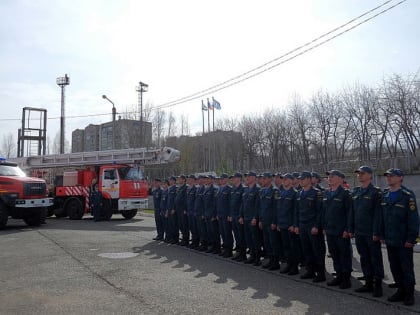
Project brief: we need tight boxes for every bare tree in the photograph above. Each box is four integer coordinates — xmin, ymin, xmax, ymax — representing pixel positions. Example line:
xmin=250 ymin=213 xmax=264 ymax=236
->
xmin=152 ymin=109 xmax=167 ymax=147
xmin=1 ymin=133 xmax=16 ymax=158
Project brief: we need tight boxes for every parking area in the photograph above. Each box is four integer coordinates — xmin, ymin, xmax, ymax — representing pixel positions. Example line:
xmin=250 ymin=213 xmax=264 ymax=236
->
xmin=1 ymin=214 xmax=419 ymax=315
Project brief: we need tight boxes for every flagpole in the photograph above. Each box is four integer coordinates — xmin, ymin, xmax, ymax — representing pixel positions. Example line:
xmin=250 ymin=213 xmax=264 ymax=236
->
xmin=201 ymin=100 xmax=205 ymax=134
xmin=212 ymin=106 xmax=215 ymax=132
xmin=207 ymin=98 xmax=210 ymax=133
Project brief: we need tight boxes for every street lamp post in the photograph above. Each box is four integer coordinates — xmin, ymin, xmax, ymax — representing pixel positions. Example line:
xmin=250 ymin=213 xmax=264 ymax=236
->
xmin=56 ymin=74 xmax=70 ymax=154
xmin=102 ymin=95 xmax=116 ymax=150
xmin=136 ymin=82 xmax=148 ymax=146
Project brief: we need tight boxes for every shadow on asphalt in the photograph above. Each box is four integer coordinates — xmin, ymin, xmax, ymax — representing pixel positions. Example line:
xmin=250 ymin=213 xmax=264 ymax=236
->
xmin=131 ymin=240 xmax=419 ymax=314
xmin=1 ymin=216 xmax=155 ymax=234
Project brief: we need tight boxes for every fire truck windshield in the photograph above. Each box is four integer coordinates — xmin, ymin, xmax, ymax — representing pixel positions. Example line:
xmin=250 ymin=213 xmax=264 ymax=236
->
xmin=118 ymin=166 xmax=144 ymax=180
xmin=0 ymin=164 xmax=26 ymax=177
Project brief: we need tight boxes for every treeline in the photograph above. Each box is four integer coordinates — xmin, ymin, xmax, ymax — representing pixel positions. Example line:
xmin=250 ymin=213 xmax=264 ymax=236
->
xmin=161 ymin=73 xmax=420 ymax=176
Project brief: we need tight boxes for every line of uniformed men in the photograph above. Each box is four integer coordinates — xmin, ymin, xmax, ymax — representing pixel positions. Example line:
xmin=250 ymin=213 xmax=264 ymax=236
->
xmin=150 ymin=166 xmax=419 ymax=306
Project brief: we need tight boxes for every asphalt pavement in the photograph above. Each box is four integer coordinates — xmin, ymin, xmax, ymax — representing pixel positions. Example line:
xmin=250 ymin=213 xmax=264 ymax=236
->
xmin=1 ymin=214 xmax=419 ymax=315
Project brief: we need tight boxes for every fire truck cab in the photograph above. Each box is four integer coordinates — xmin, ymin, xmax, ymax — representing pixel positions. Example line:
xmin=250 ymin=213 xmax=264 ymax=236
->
xmin=0 ymin=157 xmax=53 ymax=228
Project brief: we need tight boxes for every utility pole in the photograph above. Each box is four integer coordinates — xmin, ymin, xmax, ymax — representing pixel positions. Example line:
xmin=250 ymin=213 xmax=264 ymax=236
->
xmin=56 ymin=74 xmax=70 ymax=154
xmin=102 ymin=95 xmax=116 ymax=150
xmin=136 ymin=81 xmax=148 ymax=146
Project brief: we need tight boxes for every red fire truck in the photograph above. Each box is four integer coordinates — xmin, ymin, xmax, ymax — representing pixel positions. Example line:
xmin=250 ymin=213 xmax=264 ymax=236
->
xmin=0 ymin=157 xmax=54 ymax=228
xmin=11 ymin=147 xmax=180 ymax=221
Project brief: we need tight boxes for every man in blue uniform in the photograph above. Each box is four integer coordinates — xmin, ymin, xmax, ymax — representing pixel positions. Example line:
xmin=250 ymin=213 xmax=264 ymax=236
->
xmin=216 ymin=173 xmax=233 ymax=257
xmin=230 ymin=172 xmax=246 ymax=261
xmin=167 ymin=176 xmax=178 ymax=244
xmin=204 ymin=175 xmax=221 ymax=254
xmin=353 ymin=166 xmax=384 ymax=297
xmin=161 ymin=180 xmax=170 ymax=242
xmin=382 ymin=168 xmax=419 ymax=306
xmin=195 ymin=175 xmax=208 ymax=251
xmin=295 ymin=171 xmax=325 ymax=282
xmin=187 ymin=175 xmax=199 ymax=248
xmin=323 ymin=170 xmax=353 ymax=289
xmin=240 ymin=171 xmax=262 ymax=265
xmin=91 ymin=183 xmax=102 ymax=222
xmin=175 ymin=175 xmax=188 ymax=246
xmin=151 ymin=179 xmax=164 ymax=241
xmin=277 ymin=173 xmax=300 ymax=275
xmin=259 ymin=172 xmax=280 ymax=270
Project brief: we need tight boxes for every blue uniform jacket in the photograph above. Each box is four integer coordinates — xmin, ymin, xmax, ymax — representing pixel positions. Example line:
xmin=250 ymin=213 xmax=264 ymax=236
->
xmin=187 ymin=184 xmax=197 ymax=215
xmin=230 ymin=184 xmax=244 ymax=217
xmin=161 ymin=189 xmax=168 ymax=212
xmin=295 ymin=187 xmax=323 ymax=229
xmin=259 ymin=185 xmax=277 ymax=225
xmin=382 ymin=188 xmax=419 ymax=247
xmin=240 ymin=184 xmax=260 ymax=221
xmin=152 ymin=187 xmax=162 ymax=214
xmin=322 ymin=185 xmax=353 ymax=236
xmin=216 ymin=184 xmax=232 ymax=218
xmin=203 ymin=184 xmax=217 ymax=218
xmin=194 ymin=185 xmax=205 ymax=218
xmin=352 ymin=183 xmax=382 ymax=237
xmin=167 ymin=185 xmax=177 ymax=211
xmin=276 ymin=187 xmax=297 ymax=230
xmin=175 ymin=184 xmax=187 ymax=214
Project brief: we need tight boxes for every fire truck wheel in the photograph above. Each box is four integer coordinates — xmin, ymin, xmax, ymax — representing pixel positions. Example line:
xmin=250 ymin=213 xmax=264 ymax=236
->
xmin=65 ymin=198 xmax=84 ymax=220
xmin=122 ymin=209 xmax=137 ymax=220
xmin=23 ymin=208 xmax=44 ymax=227
xmin=0 ymin=203 xmax=8 ymax=229
xmin=100 ymin=199 xmax=113 ymax=221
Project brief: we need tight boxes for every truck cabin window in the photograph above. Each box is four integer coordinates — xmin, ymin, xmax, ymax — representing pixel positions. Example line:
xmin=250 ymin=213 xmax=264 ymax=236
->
xmin=118 ymin=166 xmax=144 ymax=180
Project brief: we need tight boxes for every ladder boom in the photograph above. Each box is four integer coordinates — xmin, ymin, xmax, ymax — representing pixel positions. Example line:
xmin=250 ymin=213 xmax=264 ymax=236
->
xmin=11 ymin=147 xmax=180 ymax=169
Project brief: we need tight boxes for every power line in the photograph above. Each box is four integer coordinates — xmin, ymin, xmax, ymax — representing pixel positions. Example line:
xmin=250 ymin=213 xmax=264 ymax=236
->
xmin=0 ymin=0 xmax=409 ymax=122
xmin=152 ymin=0 xmax=408 ymax=110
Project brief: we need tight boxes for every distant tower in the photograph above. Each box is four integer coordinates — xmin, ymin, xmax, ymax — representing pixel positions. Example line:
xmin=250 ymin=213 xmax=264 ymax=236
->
xmin=56 ymin=74 xmax=70 ymax=154
xmin=136 ymin=81 xmax=148 ymax=146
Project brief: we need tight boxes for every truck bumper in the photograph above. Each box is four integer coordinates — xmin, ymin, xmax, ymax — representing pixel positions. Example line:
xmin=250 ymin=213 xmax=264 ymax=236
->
xmin=118 ymin=198 xmax=148 ymax=211
xmin=15 ymin=197 xmax=54 ymax=208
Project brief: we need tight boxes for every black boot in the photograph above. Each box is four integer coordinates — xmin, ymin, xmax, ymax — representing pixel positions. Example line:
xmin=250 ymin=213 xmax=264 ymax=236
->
xmin=287 ymin=263 xmax=299 ymax=276
xmin=253 ymin=253 xmax=262 ymax=266
xmin=339 ymin=272 xmax=352 ymax=289
xmin=313 ymin=265 xmax=326 ymax=283
xmin=231 ymin=251 xmax=242 ymax=261
xmin=268 ymin=257 xmax=280 ymax=271
xmin=388 ymin=286 xmax=405 ymax=302
xmin=223 ymin=249 xmax=233 ymax=258
xmin=300 ymin=265 xmax=316 ymax=279
xmin=355 ymin=277 xmax=373 ymax=293
xmin=327 ymin=273 xmax=342 ymax=286
xmin=244 ymin=255 xmax=256 ymax=264
xmin=372 ymin=278 xmax=383 ymax=297
xmin=262 ymin=256 xmax=273 ymax=269
xmin=404 ymin=285 xmax=415 ymax=306
xmin=280 ymin=262 xmax=292 ymax=274
xmin=236 ymin=251 xmax=247 ymax=262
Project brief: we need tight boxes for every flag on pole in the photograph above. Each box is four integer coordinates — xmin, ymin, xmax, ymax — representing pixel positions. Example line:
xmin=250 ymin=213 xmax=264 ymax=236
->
xmin=212 ymin=97 xmax=221 ymax=110
xmin=207 ymin=98 xmax=213 ymax=110
xmin=201 ymin=100 xmax=208 ymax=111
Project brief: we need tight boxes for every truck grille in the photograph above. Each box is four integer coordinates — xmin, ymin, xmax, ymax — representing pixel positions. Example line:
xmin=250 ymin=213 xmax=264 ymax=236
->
xmin=23 ymin=182 xmax=47 ymax=196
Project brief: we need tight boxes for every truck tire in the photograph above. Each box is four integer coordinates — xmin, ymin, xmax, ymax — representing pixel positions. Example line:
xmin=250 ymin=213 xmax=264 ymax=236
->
xmin=100 ymin=199 xmax=113 ymax=221
xmin=23 ymin=208 xmax=45 ymax=227
xmin=121 ymin=209 xmax=137 ymax=220
xmin=65 ymin=198 xmax=84 ymax=220
xmin=0 ymin=203 xmax=8 ymax=229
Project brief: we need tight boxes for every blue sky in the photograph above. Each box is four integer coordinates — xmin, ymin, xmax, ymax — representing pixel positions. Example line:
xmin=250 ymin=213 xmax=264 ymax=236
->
xmin=0 ymin=0 xmax=419 ymax=153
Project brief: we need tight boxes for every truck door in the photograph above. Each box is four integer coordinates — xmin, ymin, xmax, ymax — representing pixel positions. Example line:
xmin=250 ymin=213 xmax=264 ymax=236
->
xmin=101 ymin=168 xmax=120 ymax=199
